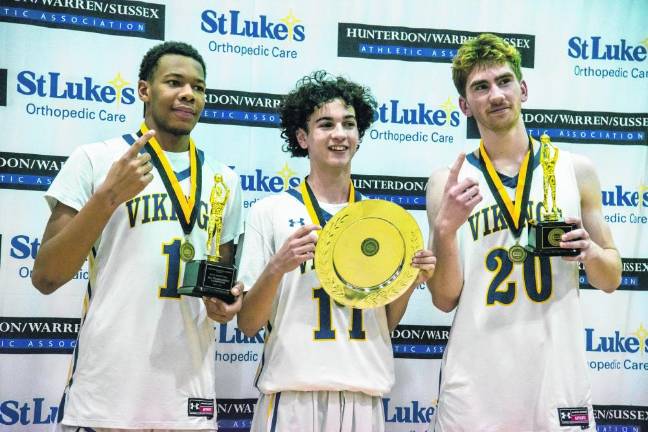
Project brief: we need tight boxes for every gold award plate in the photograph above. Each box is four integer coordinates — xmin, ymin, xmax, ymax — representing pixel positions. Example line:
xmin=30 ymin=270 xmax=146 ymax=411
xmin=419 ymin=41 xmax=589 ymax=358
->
xmin=315 ymin=200 xmax=423 ymax=309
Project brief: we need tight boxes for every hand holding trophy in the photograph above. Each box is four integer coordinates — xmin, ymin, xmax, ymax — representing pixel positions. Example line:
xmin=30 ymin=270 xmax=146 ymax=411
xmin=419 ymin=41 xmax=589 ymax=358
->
xmin=178 ymin=174 xmax=238 ymax=303
xmin=527 ymin=134 xmax=579 ymax=256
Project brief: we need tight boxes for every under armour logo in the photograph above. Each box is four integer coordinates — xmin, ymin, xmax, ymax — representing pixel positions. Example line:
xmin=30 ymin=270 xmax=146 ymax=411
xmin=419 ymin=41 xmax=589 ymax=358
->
xmin=289 ymin=218 xmax=305 ymax=227
xmin=560 ymin=411 xmax=569 ymax=420
xmin=190 ymin=402 xmax=199 ymax=410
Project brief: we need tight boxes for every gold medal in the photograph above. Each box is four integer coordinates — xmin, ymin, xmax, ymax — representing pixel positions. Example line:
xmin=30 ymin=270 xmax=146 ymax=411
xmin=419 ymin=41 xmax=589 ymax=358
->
xmin=315 ymin=200 xmax=423 ymax=309
xmin=180 ymin=240 xmax=195 ymax=262
xmin=508 ymin=244 xmax=527 ymax=264
xmin=479 ymin=137 xmax=535 ymax=263
xmin=139 ymin=123 xmax=203 ymax=262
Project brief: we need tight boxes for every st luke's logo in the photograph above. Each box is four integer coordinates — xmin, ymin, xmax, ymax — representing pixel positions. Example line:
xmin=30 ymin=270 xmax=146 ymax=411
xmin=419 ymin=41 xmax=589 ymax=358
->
xmin=0 ymin=0 xmax=165 ymax=40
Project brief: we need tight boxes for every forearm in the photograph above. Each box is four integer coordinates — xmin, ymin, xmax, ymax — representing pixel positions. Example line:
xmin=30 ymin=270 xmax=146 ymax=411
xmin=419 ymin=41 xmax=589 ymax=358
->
xmin=32 ymin=194 xmax=116 ymax=294
xmin=583 ymin=244 xmax=621 ymax=293
xmin=428 ymin=227 xmax=463 ymax=312
xmin=386 ymin=283 xmax=417 ymax=331
xmin=237 ymin=263 xmax=284 ymax=336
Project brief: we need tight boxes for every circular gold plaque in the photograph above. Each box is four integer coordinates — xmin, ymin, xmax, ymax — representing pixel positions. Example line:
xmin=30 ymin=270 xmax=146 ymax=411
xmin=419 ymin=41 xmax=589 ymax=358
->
xmin=315 ymin=200 xmax=423 ymax=309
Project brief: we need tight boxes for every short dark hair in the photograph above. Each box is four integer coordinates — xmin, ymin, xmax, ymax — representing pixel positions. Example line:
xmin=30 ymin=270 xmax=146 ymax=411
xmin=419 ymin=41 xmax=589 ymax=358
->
xmin=280 ymin=71 xmax=377 ymax=157
xmin=139 ymin=41 xmax=206 ymax=81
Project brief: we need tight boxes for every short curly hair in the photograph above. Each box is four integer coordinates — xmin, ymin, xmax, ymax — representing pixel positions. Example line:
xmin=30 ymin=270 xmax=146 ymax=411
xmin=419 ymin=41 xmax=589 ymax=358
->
xmin=452 ymin=33 xmax=522 ymax=98
xmin=280 ymin=71 xmax=377 ymax=157
xmin=139 ymin=41 xmax=206 ymax=81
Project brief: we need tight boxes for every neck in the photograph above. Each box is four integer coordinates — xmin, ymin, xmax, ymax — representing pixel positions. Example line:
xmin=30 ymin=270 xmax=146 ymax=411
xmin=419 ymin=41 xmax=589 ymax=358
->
xmin=307 ymin=167 xmax=351 ymax=204
xmin=144 ymin=118 xmax=190 ymax=152
xmin=478 ymin=121 xmax=529 ymax=176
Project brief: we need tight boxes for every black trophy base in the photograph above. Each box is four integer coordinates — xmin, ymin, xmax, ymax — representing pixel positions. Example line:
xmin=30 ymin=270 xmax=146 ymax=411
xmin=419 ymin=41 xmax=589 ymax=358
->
xmin=527 ymin=220 xmax=579 ymax=256
xmin=178 ymin=260 xmax=237 ymax=304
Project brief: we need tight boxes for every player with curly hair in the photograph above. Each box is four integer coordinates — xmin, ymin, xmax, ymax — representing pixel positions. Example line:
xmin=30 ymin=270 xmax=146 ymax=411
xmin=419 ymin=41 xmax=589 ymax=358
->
xmin=237 ymin=71 xmax=436 ymax=432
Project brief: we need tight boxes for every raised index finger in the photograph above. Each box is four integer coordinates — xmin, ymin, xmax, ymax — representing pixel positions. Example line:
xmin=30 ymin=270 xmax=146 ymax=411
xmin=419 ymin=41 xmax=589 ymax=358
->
xmin=126 ymin=129 xmax=156 ymax=158
xmin=447 ymin=152 xmax=466 ymax=185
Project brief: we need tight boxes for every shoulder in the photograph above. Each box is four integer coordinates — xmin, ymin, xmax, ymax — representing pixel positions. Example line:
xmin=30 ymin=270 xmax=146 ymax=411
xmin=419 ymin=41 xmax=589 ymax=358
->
xmin=77 ymin=135 xmax=132 ymax=159
xmin=565 ymin=151 xmax=601 ymax=203
xmin=61 ymin=135 xmax=128 ymax=169
xmin=251 ymin=192 xmax=298 ymax=214
xmin=567 ymin=151 xmax=597 ymax=180
xmin=427 ymin=166 xmax=451 ymax=189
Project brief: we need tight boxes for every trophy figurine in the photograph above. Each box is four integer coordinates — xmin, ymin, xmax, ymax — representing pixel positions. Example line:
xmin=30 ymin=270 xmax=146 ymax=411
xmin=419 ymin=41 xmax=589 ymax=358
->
xmin=526 ymin=134 xmax=579 ymax=256
xmin=178 ymin=174 xmax=237 ymax=303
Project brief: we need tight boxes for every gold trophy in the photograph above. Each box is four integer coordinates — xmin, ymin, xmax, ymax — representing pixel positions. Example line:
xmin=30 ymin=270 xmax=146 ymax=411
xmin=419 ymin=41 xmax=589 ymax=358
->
xmin=178 ymin=174 xmax=237 ymax=303
xmin=526 ymin=134 xmax=579 ymax=256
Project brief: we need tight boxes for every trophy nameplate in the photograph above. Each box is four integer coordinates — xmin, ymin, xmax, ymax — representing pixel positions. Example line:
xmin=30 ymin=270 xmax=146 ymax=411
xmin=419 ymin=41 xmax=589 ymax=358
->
xmin=315 ymin=200 xmax=423 ymax=309
xmin=180 ymin=260 xmax=237 ymax=303
xmin=178 ymin=175 xmax=237 ymax=303
xmin=527 ymin=134 xmax=579 ymax=257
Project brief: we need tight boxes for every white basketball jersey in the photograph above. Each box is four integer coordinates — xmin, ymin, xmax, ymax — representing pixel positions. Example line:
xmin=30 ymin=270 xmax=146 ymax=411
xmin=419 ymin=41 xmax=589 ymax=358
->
xmin=435 ymin=144 xmax=595 ymax=431
xmin=238 ymin=190 xmax=394 ymax=396
xmin=46 ymin=133 xmax=243 ymax=429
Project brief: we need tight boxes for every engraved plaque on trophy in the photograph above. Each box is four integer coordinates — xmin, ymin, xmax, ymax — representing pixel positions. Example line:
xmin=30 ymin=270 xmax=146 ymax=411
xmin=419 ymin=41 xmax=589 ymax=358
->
xmin=178 ymin=175 xmax=237 ymax=303
xmin=527 ymin=134 xmax=579 ymax=256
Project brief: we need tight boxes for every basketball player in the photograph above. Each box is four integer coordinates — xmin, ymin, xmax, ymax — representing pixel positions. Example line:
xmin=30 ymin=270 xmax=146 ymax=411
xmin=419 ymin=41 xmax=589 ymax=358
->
xmin=32 ymin=41 xmax=244 ymax=431
xmin=236 ymin=71 xmax=436 ymax=432
xmin=426 ymin=34 xmax=621 ymax=431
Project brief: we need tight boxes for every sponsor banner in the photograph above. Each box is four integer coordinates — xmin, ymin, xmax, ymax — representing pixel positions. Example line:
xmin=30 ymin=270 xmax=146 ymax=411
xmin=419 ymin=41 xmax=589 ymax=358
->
xmin=593 ymin=405 xmax=648 ymax=431
xmin=338 ymin=23 xmax=535 ymax=66
xmin=467 ymin=110 xmax=648 ymax=145
xmin=601 ymin=184 xmax=648 ymax=229
xmin=15 ymin=69 xmax=137 ymax=124
xmin=351 ymin=174 xmax=427 ymax=211
xmin=7 ymin=232 xmax=89 ymax=283
xmin=369 ymin=97 xmax=462 ymax=145
xmin=0 ymin=397 xmax=58 ymax=427
xmin=215 ymin=323 xmax=263 ymax=365
xmin=585 ymin=324 xmax=648 ymax=373
xmin=0 ymin=68 xmax=6 ymax=106
xmin=201 ymin=8 xmax=305 ymax=60
xmin=0 ymin=152 xmax=66 ymax=191
xmin=383 ymin=398 xmax=436 ymax=425
xmin=236 ymin=163 xmax=302 ymax=208
xmin=216 ymin=398 xmax=256 ymax=432
xmin=201 ymin=89 xmax=282 ymax=128
xmin=0 ymin=0 xmax=165 ymax=40
xmin=568 ymin=35 xmax=648 ymax=80
xmin=0 ymin=317 xmax=80 ymax=354
xmin=580 ymin=258 xmax=648 ymax=291
xmin=391 ymin=324 xmax=449 ymax=359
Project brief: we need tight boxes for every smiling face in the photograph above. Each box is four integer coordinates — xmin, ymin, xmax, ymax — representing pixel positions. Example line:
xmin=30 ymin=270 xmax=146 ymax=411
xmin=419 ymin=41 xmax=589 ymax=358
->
xmin=297 ymin=98 xmax=359 ymax=173
xmin=138 ymin=53 xmax=206 ymax=136
xmin=459 ymin=62 xmax=528 ymax=134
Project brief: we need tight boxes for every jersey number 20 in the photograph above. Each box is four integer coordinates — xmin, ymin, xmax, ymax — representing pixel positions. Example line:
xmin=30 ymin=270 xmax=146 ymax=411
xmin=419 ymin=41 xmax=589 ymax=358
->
xmin=485 ymin=247 xmax=552 ymax=305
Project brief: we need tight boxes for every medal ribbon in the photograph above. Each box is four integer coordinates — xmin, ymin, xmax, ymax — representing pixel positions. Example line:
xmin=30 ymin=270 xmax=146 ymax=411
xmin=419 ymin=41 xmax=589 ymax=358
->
xmin=478 ymin=137 xmax=534 ymax=238
xmin=138 ymin=123 xmax=202 ymax=235
xmin=300 ymin=177 xmax=355 ymax=228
